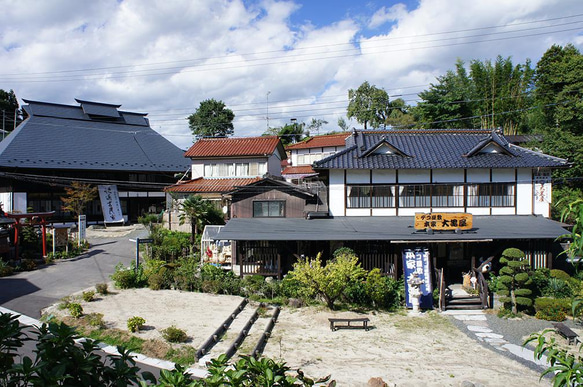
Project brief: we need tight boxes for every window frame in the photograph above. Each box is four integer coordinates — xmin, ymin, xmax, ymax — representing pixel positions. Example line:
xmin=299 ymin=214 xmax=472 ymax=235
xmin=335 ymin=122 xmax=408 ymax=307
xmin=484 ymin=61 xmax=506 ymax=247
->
xmin=252 ymin=200 xmax=286 ymax=218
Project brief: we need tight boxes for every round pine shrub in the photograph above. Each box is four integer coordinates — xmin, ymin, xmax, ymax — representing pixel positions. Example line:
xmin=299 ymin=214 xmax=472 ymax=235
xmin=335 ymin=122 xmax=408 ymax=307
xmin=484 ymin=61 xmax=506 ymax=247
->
xmin=550 ymin=269 xmax=571 ymax=281
xmin=161 ymin=326 xmax=188 ymax=343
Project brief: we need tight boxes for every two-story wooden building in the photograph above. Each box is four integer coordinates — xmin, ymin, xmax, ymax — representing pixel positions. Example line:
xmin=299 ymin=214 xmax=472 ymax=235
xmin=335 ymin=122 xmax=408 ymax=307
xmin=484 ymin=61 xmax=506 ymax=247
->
xmin=217 ymin=129 xmax=570 ymax=282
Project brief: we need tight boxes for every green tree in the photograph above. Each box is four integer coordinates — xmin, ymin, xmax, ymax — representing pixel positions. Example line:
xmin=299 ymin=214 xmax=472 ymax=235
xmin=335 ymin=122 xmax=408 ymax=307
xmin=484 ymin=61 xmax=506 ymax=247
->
xmin=337 ymin=117 xmax=350 ymax=132
xmin=0 ymin=89 xmax=22 ymax=134
xmin=288 ymin=250 xmax=366 ymax=310
xmin=347 ymin=81 xmax=390 ymax=129
xmin=60 ymin=181 xmax=98 ymax=217
xmin=188 ymin=98 xmax=235 ymax=139
xmin=385 ymin=97 xmax=416 ymax=128
xmin=497 ymin=247 xmax=533 ymax=314
xmin=533 ymin=44 xmax=583 ymax=135
xmin=306 ymin=118 xmax=328 ymax=136
xmin=263 ymin=121 xmax=306 ymax=146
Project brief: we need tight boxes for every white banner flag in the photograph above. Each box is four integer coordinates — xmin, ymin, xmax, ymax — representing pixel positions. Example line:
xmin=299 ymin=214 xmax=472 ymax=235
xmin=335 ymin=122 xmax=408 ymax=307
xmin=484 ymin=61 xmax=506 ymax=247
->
xmin=98 ymin=185 xmax=124 ymax=223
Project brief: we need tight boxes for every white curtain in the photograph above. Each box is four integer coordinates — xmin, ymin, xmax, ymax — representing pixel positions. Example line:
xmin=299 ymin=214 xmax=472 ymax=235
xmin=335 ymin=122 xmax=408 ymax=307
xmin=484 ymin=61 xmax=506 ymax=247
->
xmin=453 ymin=185 xmax=464 ymax=207
xmin=467 ymin=185 xmax=478 ymax=207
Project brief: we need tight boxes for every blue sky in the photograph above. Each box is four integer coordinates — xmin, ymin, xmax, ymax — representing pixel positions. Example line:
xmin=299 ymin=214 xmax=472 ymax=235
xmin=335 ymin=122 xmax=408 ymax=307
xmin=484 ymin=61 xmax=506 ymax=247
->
xmin=0 ymin=0 xmax=581 ymax=149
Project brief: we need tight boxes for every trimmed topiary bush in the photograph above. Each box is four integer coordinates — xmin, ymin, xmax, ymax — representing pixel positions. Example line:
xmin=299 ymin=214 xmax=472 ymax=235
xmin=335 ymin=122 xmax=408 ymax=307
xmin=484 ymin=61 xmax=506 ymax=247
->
xmin=550 ymin=269 xmax=571 ymax=281
xmin=497 ymin=248 xmax=533 ymax=314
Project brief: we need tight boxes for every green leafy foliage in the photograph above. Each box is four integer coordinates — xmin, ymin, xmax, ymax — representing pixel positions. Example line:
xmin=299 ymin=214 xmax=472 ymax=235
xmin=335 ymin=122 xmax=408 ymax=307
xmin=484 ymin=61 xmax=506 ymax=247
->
xmin=347 ymin=81 xmax=395 ymax=129
xmin=178 ymin=195 xmax=224 ymax=247
xmin=534 ymin=297 xmax=570 ymax=321
xmin=264 ymin=121 xmax=307 ymax=146
xmin=127 ymin=316 xmax=146 ymax=333
xmin=287 ymin=250 xmax=366 ymax=310
xmin=60 ymin=181 xmax=98 ymax=217
xmin=161 ymin=326 xmax=188 ymax=343
xmin=525 ymin=329 xmax=583 ymax=386
xmin=67 ymin=302 xmax=83 ymax=319
xmin=188 ymin=98 xmax=235 ymax=139
xmin=150 ymin=225 xmax=191 ymax=262
xmin=497 ymin=248 xmax=533 ymax=314
xmin=111 ymin=262 xmax=147 ymax=289
xmin=82 ymin=290 xmax=95 ymax=302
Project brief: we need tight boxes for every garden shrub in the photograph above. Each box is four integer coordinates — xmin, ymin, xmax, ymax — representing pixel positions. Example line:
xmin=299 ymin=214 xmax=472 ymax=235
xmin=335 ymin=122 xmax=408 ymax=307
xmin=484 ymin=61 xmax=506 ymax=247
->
xmin=0 ymin=260 xmax=13 ymax=277
xmin=543 ymin=277 xmax=573 ymax=299
xmin=531 ymin=268 xmax=550 ymax=297
xmin=82 ymin=290 xmax=95 ymax=302
xmin=111 ymin=262 xmax=147 ymax=289
xmin=150 ymin=226 xmax=190 ymax=262
xmin=127 ymin=316 xmax=146 ymax=332
xmin=86 ymin=313 xmax=105 ymax=328
xmin=19 ymin=259 xmax=37 ymax=271
xmin=161 ymin=326 xmax=188 ymax=343
xmin=173 ymin=254 xmax=201 ymax=291
xmin=550 ymin=269 xmax=571 ymax=281
xmin=279 ymin=276 xmax=307 ymax=299
xmin=95 ymin=283 xmax=108 ymax=295
xmin=68 ymin=303 xmax=83 ymax=319
xmin=534 ymin=297 xmax=571 ymax=321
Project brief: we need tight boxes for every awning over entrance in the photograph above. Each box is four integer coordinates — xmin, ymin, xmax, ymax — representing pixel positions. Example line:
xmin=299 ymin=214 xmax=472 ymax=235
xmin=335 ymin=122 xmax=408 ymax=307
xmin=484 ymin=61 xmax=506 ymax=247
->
xmin=216 ymin=215 xmax=568 ymax=242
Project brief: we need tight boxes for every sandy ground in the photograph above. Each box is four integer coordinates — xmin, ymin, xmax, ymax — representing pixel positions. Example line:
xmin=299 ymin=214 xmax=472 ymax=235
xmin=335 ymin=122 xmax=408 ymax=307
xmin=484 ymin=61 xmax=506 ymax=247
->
xmin=44 ymin=287 xmax=550 ymax=387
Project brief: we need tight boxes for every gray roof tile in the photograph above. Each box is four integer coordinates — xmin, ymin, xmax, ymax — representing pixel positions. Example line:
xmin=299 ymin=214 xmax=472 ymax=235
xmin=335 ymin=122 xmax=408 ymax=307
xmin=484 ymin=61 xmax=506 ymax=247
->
xmin=314 ymin=130 xmax=569 ymax=170
xmin=0 ymin=100 xmax=190 ymax=172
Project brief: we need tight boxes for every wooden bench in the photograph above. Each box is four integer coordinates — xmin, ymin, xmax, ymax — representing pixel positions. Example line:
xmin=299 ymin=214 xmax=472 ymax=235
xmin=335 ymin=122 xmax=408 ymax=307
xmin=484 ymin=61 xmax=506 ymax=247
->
xmin=328 ymin=317 xmax=370 ymax=331
xmin=553 ymin=322 xmax=580 ymax=345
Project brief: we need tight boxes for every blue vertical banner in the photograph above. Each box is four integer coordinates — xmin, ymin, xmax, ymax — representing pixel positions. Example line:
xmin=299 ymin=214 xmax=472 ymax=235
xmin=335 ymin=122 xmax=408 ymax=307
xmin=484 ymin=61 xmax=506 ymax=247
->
xmin=403 ymin=248 xmax=433 ymax=309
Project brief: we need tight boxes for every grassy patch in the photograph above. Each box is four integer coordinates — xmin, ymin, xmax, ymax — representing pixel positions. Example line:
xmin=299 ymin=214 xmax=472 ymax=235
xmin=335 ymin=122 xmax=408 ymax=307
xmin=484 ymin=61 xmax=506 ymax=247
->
xmin=86 ymin=328 xmax=145 ymax=352
xmin=166 ymin=345 xmax=197 ymax=366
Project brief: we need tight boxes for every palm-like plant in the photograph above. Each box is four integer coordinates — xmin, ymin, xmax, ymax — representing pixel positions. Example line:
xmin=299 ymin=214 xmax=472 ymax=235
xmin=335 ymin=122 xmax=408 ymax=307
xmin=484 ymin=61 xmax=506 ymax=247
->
xmin=178 ymin=195 xmax=211 ymax=246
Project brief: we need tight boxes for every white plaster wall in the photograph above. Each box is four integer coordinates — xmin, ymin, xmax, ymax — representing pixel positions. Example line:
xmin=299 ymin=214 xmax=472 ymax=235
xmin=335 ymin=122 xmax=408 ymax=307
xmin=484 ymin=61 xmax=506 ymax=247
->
xmin=323 ymin=146 xmax=342 ymax=153
xmin=466 ymin=169 xmax=490 ymax=183
xmin=432 ymin=169 xmax=464 ymax=183
xmin=432 ymin=207 xmax=464 ymax=213
xmin=398 ymin=169 xmax=430 ymax=183
xmin=346 ymin=208 xmax=370 ymax=216
xmin=516 ymin=168 xmax=533 ymax=215
xmin=346 ymin=170 xmax=370 ymax=184
xmin=399 ymin=208 xmax=430 ymax=216
xmin=191 ymin=160 xmax=204 ymax=179
xmin=492 ymin=168 xmax=515 ymax=182
xmin=372 ymin=170 xmax=396 ymax=183
xmin=328 ymin=170 xmax=345 ymax=216
xmin=372 ymin=208 xmax=397 ymax=216
xmin=467 ymin=208 xmax=490 ymax=215
xmin=492 ymin=207 xmax=516 ymax=215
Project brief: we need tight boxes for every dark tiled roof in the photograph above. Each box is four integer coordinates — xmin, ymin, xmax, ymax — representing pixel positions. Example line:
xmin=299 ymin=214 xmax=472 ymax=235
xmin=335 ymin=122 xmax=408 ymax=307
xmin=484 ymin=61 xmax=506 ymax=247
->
xmin=0 ymin=99 xmax=190 ymax=172
xmin=165 ymin=177 xmax=262 ymax=193
xmin=286 ymin=133 xmax=349 ymax=150
xmin=184 ymin=136 xmax=286 ymax=159
xmin=227 ymin=176 xmax=314 ymax=196
xmin=314 ymin=130 xmax=569 ymax=170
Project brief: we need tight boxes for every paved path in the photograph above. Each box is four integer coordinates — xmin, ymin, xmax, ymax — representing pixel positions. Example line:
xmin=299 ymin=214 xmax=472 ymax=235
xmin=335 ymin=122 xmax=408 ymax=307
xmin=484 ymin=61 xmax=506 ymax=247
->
xmin=445 ymin=310 xmax=550 ymax=373
xmin=0 ymin=227 xmax=147 ymax=318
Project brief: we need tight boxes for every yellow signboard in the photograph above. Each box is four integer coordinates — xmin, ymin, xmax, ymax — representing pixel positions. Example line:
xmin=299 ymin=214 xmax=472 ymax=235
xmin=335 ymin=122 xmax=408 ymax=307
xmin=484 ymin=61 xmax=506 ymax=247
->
xmin=414 ymin=212 xmax=473 ymax=231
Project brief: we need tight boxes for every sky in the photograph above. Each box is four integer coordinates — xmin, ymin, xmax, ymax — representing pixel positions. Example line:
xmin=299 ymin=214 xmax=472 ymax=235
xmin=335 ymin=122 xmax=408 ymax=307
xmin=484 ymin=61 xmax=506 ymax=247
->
xmin=1 ymin=0 xmax=582 ymax=150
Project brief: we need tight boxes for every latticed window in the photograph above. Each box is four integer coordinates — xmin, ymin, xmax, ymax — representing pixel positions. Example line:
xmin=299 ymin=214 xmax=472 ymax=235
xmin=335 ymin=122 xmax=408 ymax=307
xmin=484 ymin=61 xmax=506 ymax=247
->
xmin=253 ymin=201 xmax=285 ymax=217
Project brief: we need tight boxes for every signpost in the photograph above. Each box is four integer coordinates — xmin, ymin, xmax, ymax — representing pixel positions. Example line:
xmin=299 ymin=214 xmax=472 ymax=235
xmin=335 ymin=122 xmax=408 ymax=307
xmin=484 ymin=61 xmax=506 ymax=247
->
xmin=78 ymin=215 xmax=86 ymax=247
xmin=414 ymin=212 xmax=473 ymax=231
xmin=131 ymin=237 xmax=153 ymax=273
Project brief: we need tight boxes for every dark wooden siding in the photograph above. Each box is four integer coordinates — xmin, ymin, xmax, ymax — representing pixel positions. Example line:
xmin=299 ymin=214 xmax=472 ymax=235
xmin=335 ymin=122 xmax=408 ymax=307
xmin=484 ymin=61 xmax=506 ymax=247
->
xmin=231 ymin=189 xmax=306 ymax=218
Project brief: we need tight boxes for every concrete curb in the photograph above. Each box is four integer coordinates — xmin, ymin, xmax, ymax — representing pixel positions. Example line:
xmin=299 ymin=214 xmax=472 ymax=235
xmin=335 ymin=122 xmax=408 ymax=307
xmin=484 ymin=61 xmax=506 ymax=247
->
xmin=0 ymin=306 xmax=208 ymax=379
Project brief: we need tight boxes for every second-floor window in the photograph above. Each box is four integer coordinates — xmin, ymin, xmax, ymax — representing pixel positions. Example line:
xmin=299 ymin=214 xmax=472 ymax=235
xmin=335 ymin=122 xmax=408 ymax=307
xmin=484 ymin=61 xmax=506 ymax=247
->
xmin=346 ymin=183 xmax=514 ymax=208
xmin=297 ymin=152 xmax=332 ymax=165
xmin=204 ymin=162 xmax=266 ymax=177
xmin=253 ymin=201 xmax=285 ymax=217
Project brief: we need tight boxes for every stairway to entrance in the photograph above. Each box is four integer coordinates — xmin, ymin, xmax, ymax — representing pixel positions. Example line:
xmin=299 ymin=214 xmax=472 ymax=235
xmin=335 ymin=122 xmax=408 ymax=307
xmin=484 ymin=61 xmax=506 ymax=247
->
xmin=445 ymin=284 xmax=484 ymax=311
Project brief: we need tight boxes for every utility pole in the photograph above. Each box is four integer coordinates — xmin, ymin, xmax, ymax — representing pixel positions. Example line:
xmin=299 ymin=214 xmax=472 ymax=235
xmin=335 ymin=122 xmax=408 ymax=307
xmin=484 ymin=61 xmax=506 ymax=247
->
xmin=266 ymin=91 xmax=271 ymax=130
xmin=2 ymin=110 xmax=5 ymax=141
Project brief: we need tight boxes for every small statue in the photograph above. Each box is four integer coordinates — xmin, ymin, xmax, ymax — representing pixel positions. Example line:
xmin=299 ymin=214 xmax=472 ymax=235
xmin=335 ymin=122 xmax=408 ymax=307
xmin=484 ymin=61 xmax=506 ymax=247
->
xmin=408 ymin=272 xmax=425 ymax=313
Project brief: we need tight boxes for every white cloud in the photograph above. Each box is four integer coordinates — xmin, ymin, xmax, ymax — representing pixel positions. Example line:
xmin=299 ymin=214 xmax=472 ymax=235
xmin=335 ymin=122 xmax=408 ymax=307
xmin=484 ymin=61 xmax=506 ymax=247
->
xmin=0 ymin=0 xmax=581 ymax=149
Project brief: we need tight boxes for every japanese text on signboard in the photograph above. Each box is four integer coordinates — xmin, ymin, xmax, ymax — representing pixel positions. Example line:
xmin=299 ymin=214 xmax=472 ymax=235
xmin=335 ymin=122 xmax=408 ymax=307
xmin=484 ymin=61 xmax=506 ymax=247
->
xmin=414 ymin=212 xmax=473 ymax=231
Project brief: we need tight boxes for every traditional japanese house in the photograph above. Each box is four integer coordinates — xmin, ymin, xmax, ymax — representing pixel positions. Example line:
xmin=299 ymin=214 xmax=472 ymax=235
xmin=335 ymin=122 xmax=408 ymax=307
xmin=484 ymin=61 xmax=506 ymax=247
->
xmin=0 ymin=99 xmax=189 ymax=222
xmin=217 ymin=129 xmax=570 ymax=291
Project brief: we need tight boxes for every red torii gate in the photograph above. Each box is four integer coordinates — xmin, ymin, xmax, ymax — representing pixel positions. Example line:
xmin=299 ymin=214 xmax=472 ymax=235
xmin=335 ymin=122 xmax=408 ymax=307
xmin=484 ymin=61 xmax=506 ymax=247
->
xmin=6 ymin=211 xmax=55 ymax=258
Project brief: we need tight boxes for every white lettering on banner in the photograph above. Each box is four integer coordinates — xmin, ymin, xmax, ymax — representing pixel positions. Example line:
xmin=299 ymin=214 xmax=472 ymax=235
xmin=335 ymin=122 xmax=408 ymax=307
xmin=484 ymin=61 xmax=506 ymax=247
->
xmin=98 ymin=185 xmax=124 ymax=223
